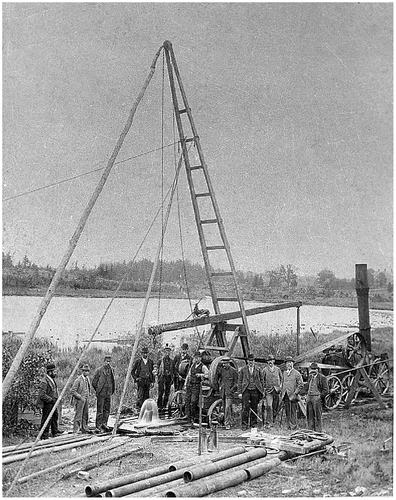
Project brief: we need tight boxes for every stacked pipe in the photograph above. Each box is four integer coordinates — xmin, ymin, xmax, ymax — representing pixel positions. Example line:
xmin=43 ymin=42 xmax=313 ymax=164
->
xmin=85 ymin=447 xmax=247 ymax=497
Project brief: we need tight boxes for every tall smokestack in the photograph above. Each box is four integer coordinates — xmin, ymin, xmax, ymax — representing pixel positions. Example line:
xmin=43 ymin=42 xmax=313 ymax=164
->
xmin=355 ymin=264 xmax=371 ymax=351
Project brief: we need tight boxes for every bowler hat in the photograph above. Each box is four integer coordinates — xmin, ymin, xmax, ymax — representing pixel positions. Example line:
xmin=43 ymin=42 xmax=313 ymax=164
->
xmin=309 ymin=362 xmax=319 ymax=370
xmin=104 ymin=355 xmax=112 ymax=360
xmin=193 ymin=350 xmax=202 ymax=357
xmin=267 ymin=354 xmax=275 ymax=361
xmin=141 ymin=347 xmax=149 ymax=354
xmin=247 ymin=353 xmax=255 ymax=360
xmin=81 ymin=363 xmax=90 ymax=371
xmin=285 ymin=356 xmax=294 ymax=363
xmin=181 ymin=343 xmax=189 ymax=350
xmin=46 ymin=362 xmax=56 ymax=372
xmin=164 ymin=344 xmax=171 ymax=351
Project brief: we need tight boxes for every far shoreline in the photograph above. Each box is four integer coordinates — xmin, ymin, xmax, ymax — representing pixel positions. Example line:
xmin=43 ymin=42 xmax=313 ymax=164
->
xmin=2 ymin=287 xmax=393 ymax=312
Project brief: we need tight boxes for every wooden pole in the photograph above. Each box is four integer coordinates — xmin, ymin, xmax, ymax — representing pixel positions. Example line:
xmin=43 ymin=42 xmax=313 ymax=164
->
xmin=17 ymin=440 xmax=129 ymax=484
xmin=2 ymin=45 xmax=163 ymax=401
xmin=296 ymin=306 xmax=301 ymax=355
xmin=112 ymin=152 xmax=185 ymax=435
xmin=355 ymin=264 xmax=371 ymax=351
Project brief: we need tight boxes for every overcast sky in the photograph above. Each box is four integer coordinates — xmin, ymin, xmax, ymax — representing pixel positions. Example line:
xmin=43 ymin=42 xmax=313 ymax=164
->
xmin=3 ymin=2 xmax=393 ymax=279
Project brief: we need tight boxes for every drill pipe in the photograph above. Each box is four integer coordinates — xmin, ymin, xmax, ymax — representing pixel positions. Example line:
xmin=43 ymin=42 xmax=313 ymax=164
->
xmin=165 ymin=454 xmax=285 ymax=497
xmin=3 ymin=435 xmax=110 ymax=465
xmin=86 ymin=446 xmax=246 ymax=497
xmin=183 ymin=447 xmax=267 ymax=482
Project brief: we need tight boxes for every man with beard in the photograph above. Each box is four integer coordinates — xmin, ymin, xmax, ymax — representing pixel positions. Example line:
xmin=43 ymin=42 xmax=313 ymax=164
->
xmin=238 ymin=353 xmax=264 ymax=431
xmin=280 ymin=356 xmax=304 ymax=430
xmin=216 ymin=357 xmax=238 ymax=430
xmin=157 ymin=344 xmax=174 ymax=409
xmin=173 ymin=343 xmax=191 ymax=391
xmin=262 ymin=354 xmax=283 ymax=426
xmin=71 ymin=363 xmax=92 ymax=434
xmin=132 ymin=346 xmax=155 ymax=411
xmin=36 ymin=362 xmax=63 ymax=439
xmin=184 ymin=350 xmax=209 ymax=426
xmin=92 ymin=355 xmax=116 ymax=432
xmin=306 ymin=362 xmax=328 ymax=432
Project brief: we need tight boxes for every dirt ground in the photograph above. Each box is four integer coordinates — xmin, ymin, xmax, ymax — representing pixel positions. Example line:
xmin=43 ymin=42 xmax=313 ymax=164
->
xmin=3 ymin=403 xmax=393 ymax=498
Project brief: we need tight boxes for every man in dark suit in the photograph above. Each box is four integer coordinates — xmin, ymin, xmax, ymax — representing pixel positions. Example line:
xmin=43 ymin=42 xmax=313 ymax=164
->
xmin=280 ymin=355 xmax=304 ymax=430
xmin=36 ymin=362 xmax=63 ymax=439
xmin=173 ymin=343 xmax=191 ymax=391
xmin=237 ymin=353 xmax=264 ymax=430
xmin=131 ymin=346 xmax=155 ymax=411
xmin=92 ymin=355 xmax=116 ymax=431
xmin=306 ymin=362 xmax=329 ymax=432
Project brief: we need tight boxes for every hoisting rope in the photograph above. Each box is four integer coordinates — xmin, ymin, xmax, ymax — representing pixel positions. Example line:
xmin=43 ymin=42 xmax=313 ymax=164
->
xmin=157 ymin=50 xmax=166 ymax=324
xmin=112 ymin=146 xmax=190 ymax=436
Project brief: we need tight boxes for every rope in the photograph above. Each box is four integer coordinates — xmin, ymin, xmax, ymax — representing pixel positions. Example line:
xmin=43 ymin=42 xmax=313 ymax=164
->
xmin=3 ymin=141 xmax=179 ymax=202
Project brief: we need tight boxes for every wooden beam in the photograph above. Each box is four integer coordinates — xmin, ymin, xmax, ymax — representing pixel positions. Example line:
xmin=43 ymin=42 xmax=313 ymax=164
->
xmin=293 ymin=331 xmax=354 ymax=364
xmin=148 ymin=302 xmax=302 ymax=334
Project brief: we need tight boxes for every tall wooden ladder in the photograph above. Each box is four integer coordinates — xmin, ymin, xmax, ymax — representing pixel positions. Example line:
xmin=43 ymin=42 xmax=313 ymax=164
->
xmin=163 ymin=40 xmax=250 ymax=359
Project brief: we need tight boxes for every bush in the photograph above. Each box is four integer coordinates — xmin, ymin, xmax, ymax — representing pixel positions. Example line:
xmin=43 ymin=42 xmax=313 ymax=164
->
xmin=2 ymin=337 xmax=53 ymax=434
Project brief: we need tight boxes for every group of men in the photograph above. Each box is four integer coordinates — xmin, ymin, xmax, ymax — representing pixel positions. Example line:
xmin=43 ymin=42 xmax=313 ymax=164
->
xmin=37 ymin=344 xmax=329 ymax=439
xmin=232 ymin=353 xmax=329 ymax=432
xmin=36 ymin=355 xmax=115 ymax=438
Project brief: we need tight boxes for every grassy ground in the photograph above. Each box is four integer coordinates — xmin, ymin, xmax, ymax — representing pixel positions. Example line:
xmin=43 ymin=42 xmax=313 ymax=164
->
xmin=3 ymin=401 xmax=393 ymax=498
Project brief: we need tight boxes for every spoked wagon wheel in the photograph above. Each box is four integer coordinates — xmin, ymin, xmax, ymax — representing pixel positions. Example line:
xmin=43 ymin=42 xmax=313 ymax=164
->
xmin=207 ymin=398 xmax=224 ymax=427
xmin=369 ymin=360 xmax=390 ymax=395
xmin=341 ymin=373 xmax=358 ymax=403
xmin=324 ymin=375 xmax=343 ymax=410
xmin=167 ymin=390 xmax=185 ymax=419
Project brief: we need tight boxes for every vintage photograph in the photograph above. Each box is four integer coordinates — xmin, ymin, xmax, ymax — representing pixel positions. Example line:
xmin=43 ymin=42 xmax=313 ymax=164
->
xmin=2 ymin=2 xmax=393 ymax=497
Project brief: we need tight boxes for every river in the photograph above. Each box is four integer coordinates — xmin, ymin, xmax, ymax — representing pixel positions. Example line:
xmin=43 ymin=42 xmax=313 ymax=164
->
xmin=2 ymin=296 xmax=393 ymax=350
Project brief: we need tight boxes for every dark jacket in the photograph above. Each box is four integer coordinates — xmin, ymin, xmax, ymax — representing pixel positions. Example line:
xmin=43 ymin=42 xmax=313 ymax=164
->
xmin=217 ymin=365 xmax=238 ymax=399
xmin=36 ymin=374 xmax=58 ymax=408
xmin=306 ymin=372 xmax=329 ymax=399
xmin=92 ymin=365 xmax=116 ymax=396
xmin=238 ymin=365 xmax=264 ymax=395
xmin=131 ymin=357 xmax=155 ymax=384
xmin=157 ymin=356 xmax=175 ymax=380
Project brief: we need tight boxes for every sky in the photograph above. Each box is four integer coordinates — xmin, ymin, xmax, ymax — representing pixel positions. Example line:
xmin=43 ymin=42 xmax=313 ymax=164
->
xmin=3 ymin=2 xmax=393 ymax=279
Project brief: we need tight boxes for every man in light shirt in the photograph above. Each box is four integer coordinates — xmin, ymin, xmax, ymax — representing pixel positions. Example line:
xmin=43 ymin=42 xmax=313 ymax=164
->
xmin=262 ymin=354 xmax=283 ymax=426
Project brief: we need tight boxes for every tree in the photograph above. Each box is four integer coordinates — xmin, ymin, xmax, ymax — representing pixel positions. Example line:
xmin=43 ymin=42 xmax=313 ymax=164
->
xmin=280 ymin=264 xmax=298 ymax=290
xmin=375 ymin=272 xmax=387 ymax=288
xmin=2 ymin=251 xmax=13 ymax=268
xmin=367 ymin=268 xmax=376 ymax=288
xmin=317 ymin=269 xmax=336 ymax=291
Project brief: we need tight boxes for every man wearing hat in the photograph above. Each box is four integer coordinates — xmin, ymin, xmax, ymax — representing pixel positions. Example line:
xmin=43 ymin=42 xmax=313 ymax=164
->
xmin=71 ymin=363 xmax=92 ymax=433
xmin=238 ymin=353 xmax=264 ymax=431
xmin=262 ymin=354 xmax=283 ymax=426
xmin=306 ymin=362 xmax=329 ymax=432
xmin=173 ymin=343 xmax=191 ymax=391
xmin=92 ymin=355 xmax=116 ymax=431
xmin=184 ymin=350 xmax=209 ymax=425
xmin=280 ymin=356 xmax=304 ymax=430
xmin=36 ymin=362 xmax=63 ymax=439
xmin=216 ymin=356 xmax=238 ymax=430
xmin=132 ymin=346 xmax=155 ymax=411
xmin=157 ymin=344 xmax=175 ymax=409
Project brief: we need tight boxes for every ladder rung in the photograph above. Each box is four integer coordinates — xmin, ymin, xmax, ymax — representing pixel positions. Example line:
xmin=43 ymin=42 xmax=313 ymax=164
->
xmin=179 ymin=109 xmax=187 ymax=114
xmin=185 ymin=137 xmax=197 ymax=143
xmin=201 ymin=219 xmax=218 ymax=224
xmin=203 ymin=346 xmax=229 ymax=351
xmin=195 ymin=192 xmax=211 ymax=198
xmin=217 ymin=298 xmax=239 ymax=301
xmin=211 ymin=272 xmax=233 ymax=276
xmin=206 ymin=245 xmax=226 ymax=250
xmin=189 ymin=165 xmax=203 ymax=171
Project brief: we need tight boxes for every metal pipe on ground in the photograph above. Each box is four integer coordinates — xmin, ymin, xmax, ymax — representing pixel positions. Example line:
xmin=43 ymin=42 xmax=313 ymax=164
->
xmin=3 ymin=435 xmax=111 ymax=465
xmin=2 ymin=433 xmax=92 ymax=455
xmin=94 ymin=447 xmax=246 ymax=498
xmin=17 ymin=439 xmax=131 ymax=484
xmin=183 ymin=447 xmax=267 ymax=482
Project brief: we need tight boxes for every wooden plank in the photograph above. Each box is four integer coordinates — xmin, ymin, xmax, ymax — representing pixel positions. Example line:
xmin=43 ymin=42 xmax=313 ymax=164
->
xmin=149 ymin=302 xmax=302 ymax=334
xmin=294 ymin=331 xmax=354 ymax=364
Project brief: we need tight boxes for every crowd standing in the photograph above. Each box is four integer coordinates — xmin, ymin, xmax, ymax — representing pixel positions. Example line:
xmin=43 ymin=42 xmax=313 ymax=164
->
xmin=36 ymin=342 xmax=329 ymax=438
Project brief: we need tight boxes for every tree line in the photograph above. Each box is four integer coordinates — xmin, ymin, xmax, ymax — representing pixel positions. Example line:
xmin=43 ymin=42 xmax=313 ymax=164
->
xmin=2 ymin=251 xmax=392 ymax=298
